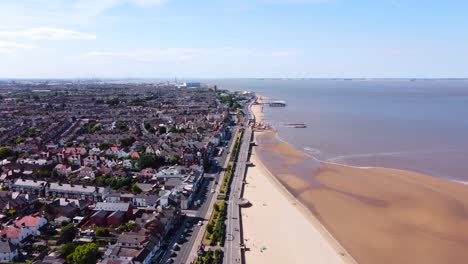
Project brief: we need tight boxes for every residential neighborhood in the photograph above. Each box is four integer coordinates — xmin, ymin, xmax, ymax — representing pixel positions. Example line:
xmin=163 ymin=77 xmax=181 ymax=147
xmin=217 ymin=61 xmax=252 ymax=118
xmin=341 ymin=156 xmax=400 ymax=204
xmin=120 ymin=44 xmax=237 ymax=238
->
xmin=0 ymin=80 xmax=250 ymax=264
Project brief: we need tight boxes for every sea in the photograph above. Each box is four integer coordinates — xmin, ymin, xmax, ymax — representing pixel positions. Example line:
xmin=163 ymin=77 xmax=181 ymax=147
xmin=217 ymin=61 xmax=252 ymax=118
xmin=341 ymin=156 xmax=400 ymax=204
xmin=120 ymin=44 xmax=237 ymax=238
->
xmin=208 ymin=79 xmax=468 ymax=183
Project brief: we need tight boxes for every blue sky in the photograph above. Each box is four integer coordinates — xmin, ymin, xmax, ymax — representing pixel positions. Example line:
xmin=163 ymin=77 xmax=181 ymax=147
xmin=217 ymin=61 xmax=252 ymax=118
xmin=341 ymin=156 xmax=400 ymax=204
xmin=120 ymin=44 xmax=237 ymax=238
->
xmin=0 ymin=0 xmax=467 ymax=78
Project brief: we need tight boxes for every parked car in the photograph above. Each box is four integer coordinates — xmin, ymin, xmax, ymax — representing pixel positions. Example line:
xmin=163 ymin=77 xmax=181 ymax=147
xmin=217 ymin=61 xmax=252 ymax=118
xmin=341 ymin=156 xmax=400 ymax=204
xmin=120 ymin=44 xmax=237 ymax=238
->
xmin=172 ymin=244 xmax=180 ymax=251
xmin=198 ymin=220 xmax=203 ymax=226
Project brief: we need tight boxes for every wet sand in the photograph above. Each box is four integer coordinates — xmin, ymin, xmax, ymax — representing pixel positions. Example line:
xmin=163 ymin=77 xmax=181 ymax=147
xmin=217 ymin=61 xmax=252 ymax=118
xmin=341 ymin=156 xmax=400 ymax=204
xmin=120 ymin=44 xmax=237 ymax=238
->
xmin=242 ymin=148 xmax=351 ymax=264
xmin=256 ymin=131 xmax=468 ymax=264
xmin=246 ymin=96 xmax=468 ymax=264
xmin=242 ymin=101 xmax=353 ymax=264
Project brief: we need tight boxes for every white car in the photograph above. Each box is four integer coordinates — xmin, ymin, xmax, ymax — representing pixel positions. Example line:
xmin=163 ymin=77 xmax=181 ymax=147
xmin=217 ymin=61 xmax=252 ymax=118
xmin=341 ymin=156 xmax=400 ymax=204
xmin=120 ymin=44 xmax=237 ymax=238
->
xmin=197 ymin=220 xmax=203 ymax=226
xmin=211 ymin=189 xmax=216 ymax=193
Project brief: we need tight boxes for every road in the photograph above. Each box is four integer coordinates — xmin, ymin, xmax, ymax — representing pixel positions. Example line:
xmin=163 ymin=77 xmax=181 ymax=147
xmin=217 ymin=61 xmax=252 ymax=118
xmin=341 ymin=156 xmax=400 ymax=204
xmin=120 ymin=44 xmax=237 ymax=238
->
xmin=157 ymin=126 xmax=239 ymax=264
xmin=224 ymin=103 xmax=253 ymax=264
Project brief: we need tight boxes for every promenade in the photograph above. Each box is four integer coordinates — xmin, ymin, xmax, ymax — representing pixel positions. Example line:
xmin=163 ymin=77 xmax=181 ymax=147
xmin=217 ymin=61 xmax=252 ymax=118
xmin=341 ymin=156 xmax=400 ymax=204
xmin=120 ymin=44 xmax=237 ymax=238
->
xmin=224 ymin=104 xmax=254 ymax=264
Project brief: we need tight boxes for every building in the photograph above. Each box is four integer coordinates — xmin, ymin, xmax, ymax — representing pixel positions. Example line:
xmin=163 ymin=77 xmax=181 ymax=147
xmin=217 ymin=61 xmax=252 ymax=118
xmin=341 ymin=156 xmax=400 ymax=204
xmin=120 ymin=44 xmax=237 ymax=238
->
xmin=10 ymin=179 xmax=109 ymax=201
xmin=15 ymin=215 xmax=47 ymax=236
xmin=0 ymin=239 xmax=18 ymax=263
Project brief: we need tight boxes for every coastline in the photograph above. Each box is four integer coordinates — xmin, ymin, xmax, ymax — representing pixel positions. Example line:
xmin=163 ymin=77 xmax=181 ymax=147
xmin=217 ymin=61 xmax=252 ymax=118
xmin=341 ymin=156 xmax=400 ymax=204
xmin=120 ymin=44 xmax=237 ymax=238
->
xmin=247 ymin=95 xmax=468 ymax=264
xmin=241 ymin=98 xmax=354 ymax=264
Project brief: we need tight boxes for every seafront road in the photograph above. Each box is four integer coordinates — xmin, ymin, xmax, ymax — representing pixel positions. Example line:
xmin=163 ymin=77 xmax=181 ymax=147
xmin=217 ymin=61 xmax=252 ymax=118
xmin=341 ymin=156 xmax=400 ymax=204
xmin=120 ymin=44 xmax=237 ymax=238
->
xmin=224 ymin=103 xmax=254 ymax=264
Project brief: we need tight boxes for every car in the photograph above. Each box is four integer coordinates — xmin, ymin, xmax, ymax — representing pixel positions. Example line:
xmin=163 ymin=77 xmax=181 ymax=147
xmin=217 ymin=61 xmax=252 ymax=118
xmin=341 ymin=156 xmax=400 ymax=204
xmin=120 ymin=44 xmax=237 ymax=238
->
xmin=211 ymin=189 xmax=216 ymax=193
xmin=197 ymin=220 xmax=203 ymax=226
xmin=172 ymin=244 xmax=180 ymax=251
xmin=178 ymin=234 xmax=185 ymax=242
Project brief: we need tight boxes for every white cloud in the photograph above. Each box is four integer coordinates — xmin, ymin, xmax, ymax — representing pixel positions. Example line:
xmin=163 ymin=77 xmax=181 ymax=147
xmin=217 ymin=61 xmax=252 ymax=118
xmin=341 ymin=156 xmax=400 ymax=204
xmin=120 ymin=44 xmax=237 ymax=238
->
xmin=0 ymin=27 xmax=96 ymax=40
xmin=0 ymin=0 xmax=170 ymax=27
xmin=0 ymin=41 xmax=33 ymax=54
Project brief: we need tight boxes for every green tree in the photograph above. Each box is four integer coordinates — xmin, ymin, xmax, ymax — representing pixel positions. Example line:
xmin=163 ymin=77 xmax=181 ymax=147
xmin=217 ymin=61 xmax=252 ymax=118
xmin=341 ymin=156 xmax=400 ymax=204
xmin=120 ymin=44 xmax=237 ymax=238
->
xmin=95 ymin=227 xmax=110 ymax=237
xmin=106 ymin=98 xmax=120 ymax=106
xmin=116 ymin=121 xmax=128 ymax=130
xmin=204 ymin=249 xmax=214 ymax=264
xmin=120 ymin=136 xmax=135 ymax=147
xmin=68 ymin=243 xmax=99 ymax=264
xmin=59 ymin=242 xmax=76 ymax=259
xmin=60 ymin=223 xmax=76 ymax=243
xmin=158 ymin=126 xmax=167 ymax=134
xmin=138 ymin=154 xmax=165 ymax=169
xmin=131 ymin=184 xmax=142 ymax=194
xmin=89 ymin=123 xmax=101 ymax=133
xmin=0 ymin=147 xmax=14 ymax=159
xmin=196 ymin=127 xmax=205 ymax=134
xmin=214 ymin=249 xmax=223 ymax=263
xmin=206 ymin=223 xmax=214 ymax=234
xmin=15 ymin=137 xmax=25 ymax=144
xmin=99 ymin=142 xmax=112 ymax=150
xmin=169 ymin=156 xmax=178 ymax=165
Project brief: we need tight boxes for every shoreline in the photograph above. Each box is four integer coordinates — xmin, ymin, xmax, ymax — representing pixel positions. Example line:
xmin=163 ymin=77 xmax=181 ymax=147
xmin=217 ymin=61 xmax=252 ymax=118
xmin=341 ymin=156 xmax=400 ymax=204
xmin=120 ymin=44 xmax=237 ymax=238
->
xmin=242 ymin=98 xmax=355 ymax=264
xmin=245 ymin=94 xmax=468 ymax=264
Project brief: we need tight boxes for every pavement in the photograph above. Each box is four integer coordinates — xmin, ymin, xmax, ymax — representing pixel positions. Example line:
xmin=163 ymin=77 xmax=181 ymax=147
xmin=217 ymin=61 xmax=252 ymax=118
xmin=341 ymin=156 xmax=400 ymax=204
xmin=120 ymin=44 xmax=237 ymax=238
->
xmin=157 ymin=126 xmax=239 ymax=264
xmin=157 ymin=101 xmax=254 ymax=264
xmin=224 ymin=104 xmax=254 ymax=264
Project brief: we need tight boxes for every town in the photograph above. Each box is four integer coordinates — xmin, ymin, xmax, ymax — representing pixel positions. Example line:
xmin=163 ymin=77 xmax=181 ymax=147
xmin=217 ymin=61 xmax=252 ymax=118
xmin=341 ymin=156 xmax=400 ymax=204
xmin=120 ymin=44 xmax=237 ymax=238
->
xmin=0 ymin=80 xmax=253 ymax=264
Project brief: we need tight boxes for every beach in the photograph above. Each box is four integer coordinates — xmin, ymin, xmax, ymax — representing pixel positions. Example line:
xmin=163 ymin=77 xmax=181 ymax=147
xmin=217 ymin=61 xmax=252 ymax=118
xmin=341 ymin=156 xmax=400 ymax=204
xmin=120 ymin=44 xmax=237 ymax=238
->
xmin=241 ymin=100 xmax=353 ymax=264
xmin=244 ymin=96 xmax=468 ymax=264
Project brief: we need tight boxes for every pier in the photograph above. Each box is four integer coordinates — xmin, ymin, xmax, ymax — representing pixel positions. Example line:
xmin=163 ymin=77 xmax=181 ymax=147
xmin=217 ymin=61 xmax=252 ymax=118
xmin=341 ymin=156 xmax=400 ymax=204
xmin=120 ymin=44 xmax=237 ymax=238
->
xmin=256 ymin=99 xmax=287 ymax=107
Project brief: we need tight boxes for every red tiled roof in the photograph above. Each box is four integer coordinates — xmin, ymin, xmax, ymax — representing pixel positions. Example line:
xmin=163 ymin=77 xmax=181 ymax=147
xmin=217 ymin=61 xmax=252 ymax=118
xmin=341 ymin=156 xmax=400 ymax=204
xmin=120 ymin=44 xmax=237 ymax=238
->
xmin=0 ymin=226 xmax=23 ymax=239
xmin=16 ymin=215 xmax=43 ymax=228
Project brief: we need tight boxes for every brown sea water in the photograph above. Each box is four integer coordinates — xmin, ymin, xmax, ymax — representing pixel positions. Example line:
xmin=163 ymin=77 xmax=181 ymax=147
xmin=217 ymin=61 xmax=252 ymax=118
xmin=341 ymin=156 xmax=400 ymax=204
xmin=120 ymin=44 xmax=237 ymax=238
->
xmin=211 ymin=79 xmax=468 ymax=183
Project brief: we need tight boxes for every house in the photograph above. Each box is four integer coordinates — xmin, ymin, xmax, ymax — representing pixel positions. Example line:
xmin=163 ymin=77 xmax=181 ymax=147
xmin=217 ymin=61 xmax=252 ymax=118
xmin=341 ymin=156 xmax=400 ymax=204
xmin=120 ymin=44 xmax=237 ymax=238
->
xmin=116 ymin=232 xmax=147 ymax=248
xmin=107 ymin=211 xmax=126 ymax=226
xmin=136 ymin=168 xmax=157 ymax=180
xmin=83 ymin=155 xmax=100 ymax=167
xmin=0 ymin=239 xmax=18 ymax=263
xmin=93 ymin=202 xmax=133 ymax=218
xmin=0 ymin=192 xmax=38 ymax=212
xmin=78 ymin=167 xmax=95 ymax=179
xmin=47 ymin=198 xmax=87 ymax=219
xmin=0 ymin=226 xmax=27 ymax=245
xmin=88 ymin=210 xmax=108 ymax=226
xmin=54 ymin=164 xmax=69 ymax=176
xmin=88 ymin=147 xmax=102 ymax=156
xmin=106 ymin=147 xmax=120 ymax=156
xmin=67 ymin=154 xmax=82 ymax=166
xmin=64 ymin=147 xmax=87 ymax=155
xmin=87 ymin=202 xmax=134 ymax=227
xmin=118 ymin=148 xmax=132 ymax=159
xmin=132 ymin=195 xmax=158 ymax=208
xmin=15 ymin=215 xmax=47 ymax=236
xmin=131 ymin=152 xmax=141 ymax=159
xmin=46 ymin=182 xmax=109 ymax=201
xmin=131 ymin=141 xmax=143 ymax=151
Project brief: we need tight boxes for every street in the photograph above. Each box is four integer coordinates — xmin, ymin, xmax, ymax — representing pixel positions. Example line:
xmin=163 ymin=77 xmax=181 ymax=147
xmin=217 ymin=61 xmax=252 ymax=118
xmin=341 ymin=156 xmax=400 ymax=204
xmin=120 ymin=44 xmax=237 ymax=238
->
xmin=157 ymin=125 xmax=239 ymax=264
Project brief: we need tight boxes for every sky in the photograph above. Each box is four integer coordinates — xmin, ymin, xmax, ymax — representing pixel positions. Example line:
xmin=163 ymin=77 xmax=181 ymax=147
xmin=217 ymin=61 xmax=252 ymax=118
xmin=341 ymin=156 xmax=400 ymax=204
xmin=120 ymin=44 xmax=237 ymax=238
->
xmin=0 ymin=0 xmax=467 ymax=78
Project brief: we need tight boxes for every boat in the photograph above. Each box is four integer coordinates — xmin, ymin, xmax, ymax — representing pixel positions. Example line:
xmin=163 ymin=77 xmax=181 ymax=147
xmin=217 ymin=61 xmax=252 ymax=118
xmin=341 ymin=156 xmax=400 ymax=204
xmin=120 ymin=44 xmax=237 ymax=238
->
xmin=286 ymin=123 xmax=307 ymax=128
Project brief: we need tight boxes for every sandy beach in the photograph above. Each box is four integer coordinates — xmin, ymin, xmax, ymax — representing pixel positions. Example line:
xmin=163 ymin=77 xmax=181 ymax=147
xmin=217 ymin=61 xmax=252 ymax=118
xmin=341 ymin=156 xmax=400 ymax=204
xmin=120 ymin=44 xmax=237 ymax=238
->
xmin=241 ymin=99 xmax=352 ymax=264
xmin=244 ymin=96 xmax=468 ymax=264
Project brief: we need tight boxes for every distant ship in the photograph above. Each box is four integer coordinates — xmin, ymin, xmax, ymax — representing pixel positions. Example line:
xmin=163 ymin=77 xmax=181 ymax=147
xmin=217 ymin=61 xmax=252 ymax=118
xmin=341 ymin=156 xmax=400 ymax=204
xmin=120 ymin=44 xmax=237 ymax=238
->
xmin=286 ymin=123 xmax=307 ymax=128
xmin=269 ymin=100 xmax=286 ymax=107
